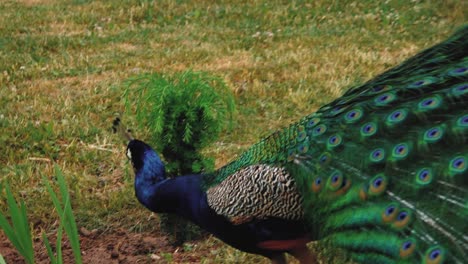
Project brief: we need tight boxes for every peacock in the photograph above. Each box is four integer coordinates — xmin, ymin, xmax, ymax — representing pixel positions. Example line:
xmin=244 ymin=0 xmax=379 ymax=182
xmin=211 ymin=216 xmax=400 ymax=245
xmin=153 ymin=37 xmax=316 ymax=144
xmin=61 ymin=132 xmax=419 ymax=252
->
xmin=114 ymin=26 xmax=467 ymax=264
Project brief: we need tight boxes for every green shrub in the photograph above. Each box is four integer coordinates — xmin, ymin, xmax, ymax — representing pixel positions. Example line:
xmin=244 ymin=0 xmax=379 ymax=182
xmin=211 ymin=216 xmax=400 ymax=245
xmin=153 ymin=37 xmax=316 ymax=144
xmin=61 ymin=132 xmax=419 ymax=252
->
xmin=124 ymin=70 xmax=235 ymax=244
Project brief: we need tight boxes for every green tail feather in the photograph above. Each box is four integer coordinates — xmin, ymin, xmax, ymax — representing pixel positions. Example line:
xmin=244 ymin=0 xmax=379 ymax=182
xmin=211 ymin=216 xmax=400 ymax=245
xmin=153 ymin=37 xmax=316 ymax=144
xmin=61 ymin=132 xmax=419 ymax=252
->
xmin=205 ymin=25 xmax=468 ymax=263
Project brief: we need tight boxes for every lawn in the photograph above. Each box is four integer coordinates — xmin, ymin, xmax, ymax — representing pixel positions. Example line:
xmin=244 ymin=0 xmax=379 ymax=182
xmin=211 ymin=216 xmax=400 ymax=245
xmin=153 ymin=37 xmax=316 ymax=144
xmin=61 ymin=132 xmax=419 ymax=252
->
xmin=0 ymin=0 xmax=465 ymax=263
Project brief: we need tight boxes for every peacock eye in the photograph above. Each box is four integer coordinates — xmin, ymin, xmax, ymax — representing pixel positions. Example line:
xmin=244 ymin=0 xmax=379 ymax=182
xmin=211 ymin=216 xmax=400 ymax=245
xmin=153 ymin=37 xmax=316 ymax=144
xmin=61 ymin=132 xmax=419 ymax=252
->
xmin=423 ymin=246 xmax=445 ymax=263
xmin=458 ymin=115 xmax=468 ymax=127
xmin=397 ymin=211 xmax=408 ymax=221
xmin=418 ymin=96 xmax=441 ymax=110
xmin=375 ymin=92 xmax=396 ymax=105
xmin=332 ymin=175 xmax=339 ymax=183
xmin=402 ymin=240 xmax=412 ymax=250
xmin=126 ymin=148 xmax=132 ymax=160
xmin=385 ymin=205 xmax=395 ymax=216
xmin=450 ymin=156 xmax=466 ymax=172
xmin=448 ymin=66 xmax=467 ymax=76
xmin=423 ymin=99 xmax=434 ymax=106
xmin=453 ymin=83 xmax=468 ymax=92
xmin=370 ymin=148 xmax=385 ymax=162
xmin=311 ymin=177 xmax=323 ymax=193
xmin=373 ymin=177 xmax=383 ymax=188
xmin=399 ymin=239 xmax=416 ymax=258
xmin=372 ymin=85 xmax=384 ymax=92
xmin=430 ymin=249 xmax=441 ymax=259
xmin=420 ymin=170 xmax=429 ymax=180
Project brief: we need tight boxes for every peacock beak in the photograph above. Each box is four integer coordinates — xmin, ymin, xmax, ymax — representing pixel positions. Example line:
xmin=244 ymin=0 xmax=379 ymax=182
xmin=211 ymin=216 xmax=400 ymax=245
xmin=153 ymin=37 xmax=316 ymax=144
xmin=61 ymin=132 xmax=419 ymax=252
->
xmin=112 ymin=117 xmax=134 ymax=143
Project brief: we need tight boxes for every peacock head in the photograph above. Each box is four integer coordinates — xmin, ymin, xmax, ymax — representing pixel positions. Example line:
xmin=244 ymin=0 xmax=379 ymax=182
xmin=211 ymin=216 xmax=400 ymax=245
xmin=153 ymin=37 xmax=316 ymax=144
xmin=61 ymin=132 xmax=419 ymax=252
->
xmin=113 ymin=117 xmax=166 ymax=178
xmin=126 ymin=139 xmax=165 ymax=173
xmin=126 ymin=139 xmax=149 ymax=171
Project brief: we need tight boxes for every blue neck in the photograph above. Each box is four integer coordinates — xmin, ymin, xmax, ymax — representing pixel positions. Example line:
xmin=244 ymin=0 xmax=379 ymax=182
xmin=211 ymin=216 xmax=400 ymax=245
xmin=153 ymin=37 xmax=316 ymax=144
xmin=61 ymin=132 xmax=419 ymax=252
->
xmin=133 ymin=148 xmax=206 ymax=217
xmin=134 ymin=149 xmax=168 ymax=209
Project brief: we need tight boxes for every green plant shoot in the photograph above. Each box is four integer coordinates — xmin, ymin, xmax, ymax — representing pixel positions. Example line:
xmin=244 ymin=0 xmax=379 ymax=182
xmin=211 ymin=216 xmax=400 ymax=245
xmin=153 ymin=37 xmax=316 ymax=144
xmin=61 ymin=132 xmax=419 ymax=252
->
xmin=0 ymin=183 xmax=34 ymax=264
xmin=123 ymin=70 xmax=236 ymax=244
xmin=42 ymin=165 xmax=82 ymax=264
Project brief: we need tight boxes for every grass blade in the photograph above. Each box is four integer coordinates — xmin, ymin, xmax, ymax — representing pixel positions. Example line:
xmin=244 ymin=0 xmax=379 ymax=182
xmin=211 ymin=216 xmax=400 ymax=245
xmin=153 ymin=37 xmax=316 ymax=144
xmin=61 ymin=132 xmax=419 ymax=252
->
xmin=54 ymin=165 xmax=82 ymax=263
xmin=0 ymin=183 xmax=34 ymax=264
xmin=56 ymin=223 xmax=64 ymax=264
xmin=18 ymin=200 xmax=34 ymax=256
xmin=43 ymin=177 xmax=63 ymax=219
xmin=0 ymin=254 xmax=6 ymax=264
xmin=43 ymin=232 xmax=57 ymax=264
xmin=57 ymin=167 xmax=81 ymax=263
xmin=43 ymin=165 xmax=82 ymax=264
xmin=0 ymin=213 xmax=21 ymax=254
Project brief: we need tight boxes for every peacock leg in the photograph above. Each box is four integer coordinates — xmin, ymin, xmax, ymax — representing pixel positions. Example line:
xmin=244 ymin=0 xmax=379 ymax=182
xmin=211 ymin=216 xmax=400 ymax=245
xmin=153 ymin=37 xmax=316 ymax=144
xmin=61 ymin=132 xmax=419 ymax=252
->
xmin=270 ymin=253 xmax=287 ymax=264
xmin=289 ymin=246 xmax=317 ymax=264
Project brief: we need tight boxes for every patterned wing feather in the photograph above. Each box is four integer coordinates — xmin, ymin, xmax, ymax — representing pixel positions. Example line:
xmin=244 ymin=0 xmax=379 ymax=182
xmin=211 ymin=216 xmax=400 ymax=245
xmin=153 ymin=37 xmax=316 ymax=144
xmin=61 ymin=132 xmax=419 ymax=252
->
xmin=206 ymin=165 xmax=303 ymax=224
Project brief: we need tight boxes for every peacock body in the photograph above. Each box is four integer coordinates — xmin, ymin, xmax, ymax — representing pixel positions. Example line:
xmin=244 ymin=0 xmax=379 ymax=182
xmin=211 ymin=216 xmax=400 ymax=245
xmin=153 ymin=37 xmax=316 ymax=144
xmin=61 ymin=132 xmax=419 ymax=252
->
xmin=119 ymin=26 xmax=467 ymax=264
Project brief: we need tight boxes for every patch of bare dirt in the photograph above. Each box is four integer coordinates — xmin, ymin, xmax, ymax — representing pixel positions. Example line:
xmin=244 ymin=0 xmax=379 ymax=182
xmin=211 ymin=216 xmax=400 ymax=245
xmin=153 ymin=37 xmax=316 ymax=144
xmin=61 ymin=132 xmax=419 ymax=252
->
xmin=0 ymin=228 xmax=213 ymax=263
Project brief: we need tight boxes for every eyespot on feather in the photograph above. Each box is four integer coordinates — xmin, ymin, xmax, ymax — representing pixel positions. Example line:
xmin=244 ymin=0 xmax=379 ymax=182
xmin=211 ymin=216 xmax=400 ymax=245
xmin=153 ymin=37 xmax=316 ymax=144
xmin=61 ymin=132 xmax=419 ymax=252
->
xmin=392 ymin=209 xmax=412 ymax=230
xmin=374 ymin=92 xmax=396 ymax=106
xmin=408 ymin=77 xmax=438 ymax=88
xmin=333 ymin=177 xmax=351 ymax=196
xmin=312 ymin=124 xmax=327 ymax=137
xmin=368 ymin=174 xmax=387 ymax=196
xmin=424 ymin=126 xmax=444 ymax=143
xmin=318 ymin=152 xmax=332 ymax=166
xmin=392 ymin=143 xmax=410 ymax=160
xmin=450 ymin=83 xmax=468 ymax=97
xmin=423 ymin=246 xmax=445 ymax=264
xmin=449 ymin=156 xmax=466 ymax=175
xmin=327 ymin=171 xmax=344 ymax=191
xmin=344 ymin=108 xmax=363 ymax=123
xmin=370 ymin=84 xmax=392 ymax=93
xmin=297 ymin=131 xmax=307 ymax=142
xmin=297 ymin=142 xmax=309 ymax=154
xmin=418 ymin=96 xmax=442 ymax=111
xmin=447 ymin=65 xmax=467 ymax=77
xmin=369 ymin=148 xmax=386 ymax=163
xmin=399 ymin=239 xmax=416 ymax=258
xmin=311 ymin=177 xmax=323 ymax=193
xmin=361 ymin=122 xmax=377 ymax=137
xmin=306 ymin=117 xmax=321 ymax=128
xmin=386 ymin=109 xmax=407 ymax=125
xmin=416 ymin=168 xmax=433 ymax=186
xmin=456 ymin=114 xmax=468 ymax=128
xmin=327 ymin=134 xmax=343 ymax=149
xmin=381 ymin=203 xmax=399 ymax=223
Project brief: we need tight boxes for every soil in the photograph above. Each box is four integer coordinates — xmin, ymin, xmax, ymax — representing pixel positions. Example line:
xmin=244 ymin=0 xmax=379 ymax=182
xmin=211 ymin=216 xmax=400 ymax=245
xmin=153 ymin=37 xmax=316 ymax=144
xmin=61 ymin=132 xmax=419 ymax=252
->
xmin=0 ymin=228 xmax=215 ymax=264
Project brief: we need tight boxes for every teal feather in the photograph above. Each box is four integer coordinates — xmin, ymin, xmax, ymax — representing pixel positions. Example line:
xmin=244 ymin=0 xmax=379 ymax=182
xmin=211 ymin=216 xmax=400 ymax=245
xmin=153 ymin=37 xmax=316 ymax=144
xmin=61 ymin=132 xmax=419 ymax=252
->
xmin=203 ymin=26 xmax=468 ymax=263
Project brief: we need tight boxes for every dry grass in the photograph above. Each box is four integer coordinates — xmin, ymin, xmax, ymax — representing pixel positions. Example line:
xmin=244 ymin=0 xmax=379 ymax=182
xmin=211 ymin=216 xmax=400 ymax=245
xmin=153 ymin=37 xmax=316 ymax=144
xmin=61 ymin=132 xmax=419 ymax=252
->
xmin=0 ymin=0 xmax=465 ymax=262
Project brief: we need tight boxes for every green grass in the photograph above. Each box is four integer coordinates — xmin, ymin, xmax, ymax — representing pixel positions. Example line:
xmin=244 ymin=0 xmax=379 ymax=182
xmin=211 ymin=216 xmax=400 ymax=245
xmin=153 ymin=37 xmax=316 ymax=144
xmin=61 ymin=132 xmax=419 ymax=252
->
xmin=0 ymin=0 xmax=465 ymax=263
xmin=42 ymin=165 xmax=82 ymax=263
xmin=0 ymin=183 xmax=34 ymax=264
xmin=0 ymin=165 xmax=81 ymax=264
